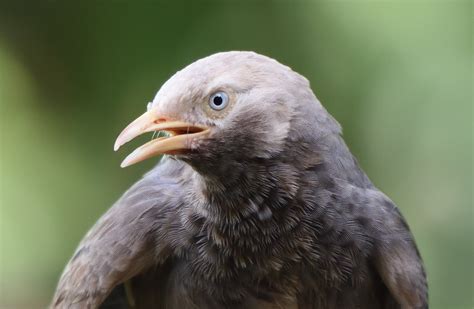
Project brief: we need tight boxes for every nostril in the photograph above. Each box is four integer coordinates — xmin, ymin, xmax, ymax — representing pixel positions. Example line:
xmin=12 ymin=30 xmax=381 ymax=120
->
xmin=155 ymin=118 xmax=168 ymax=124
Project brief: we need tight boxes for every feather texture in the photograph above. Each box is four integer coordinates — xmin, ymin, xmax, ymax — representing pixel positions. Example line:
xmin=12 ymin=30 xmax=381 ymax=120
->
xmin=52 ymin=51 xmax=427 ymax=309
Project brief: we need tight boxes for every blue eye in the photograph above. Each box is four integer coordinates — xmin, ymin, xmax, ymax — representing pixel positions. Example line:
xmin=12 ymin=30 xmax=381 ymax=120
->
xmin=209 ymin=92 xmax=229 ymax=111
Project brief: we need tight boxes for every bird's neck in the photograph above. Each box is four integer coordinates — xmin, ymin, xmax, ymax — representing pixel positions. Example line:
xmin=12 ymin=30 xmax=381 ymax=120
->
xmin=191 ymin=157 xmax=303 ymax=224
xmin=181 ymin=156 xmax=317 ymax=275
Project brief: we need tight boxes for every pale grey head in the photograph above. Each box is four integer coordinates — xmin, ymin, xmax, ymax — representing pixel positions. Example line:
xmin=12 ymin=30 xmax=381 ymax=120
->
xmin=115 ymin=51 xmax=341 ymax=178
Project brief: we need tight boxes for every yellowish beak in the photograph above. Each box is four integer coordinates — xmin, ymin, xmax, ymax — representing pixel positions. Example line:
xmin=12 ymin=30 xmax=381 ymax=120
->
xmin=114 ymin=110 xmax=210 ymax=168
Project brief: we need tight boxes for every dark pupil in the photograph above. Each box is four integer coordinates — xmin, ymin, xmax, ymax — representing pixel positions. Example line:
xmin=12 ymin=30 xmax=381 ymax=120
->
xmin=213 ymin=95 xmax=223 ymax=106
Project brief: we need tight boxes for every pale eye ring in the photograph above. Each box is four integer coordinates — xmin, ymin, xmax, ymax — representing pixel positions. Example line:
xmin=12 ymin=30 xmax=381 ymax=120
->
xmin=209 ymin=91 xmax=229 ymax=111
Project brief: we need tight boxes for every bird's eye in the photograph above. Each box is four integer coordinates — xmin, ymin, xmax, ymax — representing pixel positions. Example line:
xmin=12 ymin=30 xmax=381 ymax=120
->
xmin=209 ymin=92 xmax=229 ymax=111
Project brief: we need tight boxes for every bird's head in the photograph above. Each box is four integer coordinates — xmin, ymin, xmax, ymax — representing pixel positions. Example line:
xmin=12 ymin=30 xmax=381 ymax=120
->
xmin=115 ymin=51 xmax=340 ymax=177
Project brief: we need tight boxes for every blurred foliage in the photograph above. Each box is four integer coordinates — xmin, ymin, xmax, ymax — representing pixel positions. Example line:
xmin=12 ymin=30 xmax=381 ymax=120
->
xmin=0 ymin=2 xmax=472 ymax=308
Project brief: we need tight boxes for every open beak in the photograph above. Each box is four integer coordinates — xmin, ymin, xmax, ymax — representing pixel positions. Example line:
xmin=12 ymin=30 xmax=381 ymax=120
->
xmin=114 ymin=110 xmax=210 ymax=168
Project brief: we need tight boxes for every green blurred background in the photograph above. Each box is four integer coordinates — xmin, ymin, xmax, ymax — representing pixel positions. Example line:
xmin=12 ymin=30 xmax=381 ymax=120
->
xmin=0 ymin=2 xmax=472 ymax=308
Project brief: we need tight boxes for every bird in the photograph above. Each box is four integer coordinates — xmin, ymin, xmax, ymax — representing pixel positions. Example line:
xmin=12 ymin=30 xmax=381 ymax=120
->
xmin=52 ymin=51 xmax=428 ymax=309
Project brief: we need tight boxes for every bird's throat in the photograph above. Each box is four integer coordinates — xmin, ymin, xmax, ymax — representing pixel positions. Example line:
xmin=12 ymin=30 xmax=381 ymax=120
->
xmin=190 ymin=158 xmax=302 ymax=227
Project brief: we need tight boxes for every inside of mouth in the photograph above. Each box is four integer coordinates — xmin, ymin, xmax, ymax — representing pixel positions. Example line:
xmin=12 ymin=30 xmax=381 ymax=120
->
xmin=151 ymin=126 xmax=205 ymax=139
xmin=165 ymin=126 xmax=205 ymax=135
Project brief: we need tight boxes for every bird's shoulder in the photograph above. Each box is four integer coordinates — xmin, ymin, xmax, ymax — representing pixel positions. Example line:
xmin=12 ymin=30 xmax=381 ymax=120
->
xmin=52 ymin=158 xmax=192 ymax=308
xmin=302 ymin=162 xmax=429 ymax=306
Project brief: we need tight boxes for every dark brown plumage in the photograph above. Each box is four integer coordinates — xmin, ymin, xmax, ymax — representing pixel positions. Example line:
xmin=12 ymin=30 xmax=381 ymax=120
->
xmin=52 ymin=51 xmax=428 ymax=309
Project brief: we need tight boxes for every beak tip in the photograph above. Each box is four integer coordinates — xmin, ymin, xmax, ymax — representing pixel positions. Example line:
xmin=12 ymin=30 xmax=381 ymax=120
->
xmin=120 ymin=151 xmax=138 ymax=168
xmin=114 ymin=138 xmax=124 ymax=152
